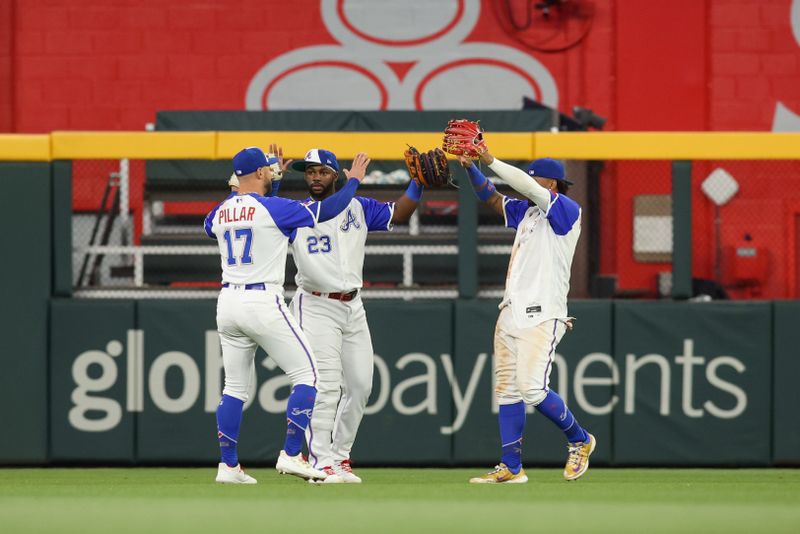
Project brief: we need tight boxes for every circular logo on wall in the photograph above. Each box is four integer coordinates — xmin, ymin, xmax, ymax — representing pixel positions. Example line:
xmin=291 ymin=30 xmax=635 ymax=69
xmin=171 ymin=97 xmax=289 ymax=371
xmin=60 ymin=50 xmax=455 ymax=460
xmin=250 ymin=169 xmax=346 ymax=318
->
xmin=245 ymin=0 xmax=559 ymax=111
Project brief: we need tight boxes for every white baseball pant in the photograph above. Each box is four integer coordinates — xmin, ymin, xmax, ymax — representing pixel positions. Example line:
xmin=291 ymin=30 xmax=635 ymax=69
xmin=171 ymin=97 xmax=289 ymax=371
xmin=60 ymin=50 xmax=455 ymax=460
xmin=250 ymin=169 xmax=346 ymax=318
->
xmin=494 ymin=306 xmax=567 ymax=407
xmin=290 ymin=288 xmax=374 ymax=468
xmin=216 ymin=285 xmax=317 ymax=402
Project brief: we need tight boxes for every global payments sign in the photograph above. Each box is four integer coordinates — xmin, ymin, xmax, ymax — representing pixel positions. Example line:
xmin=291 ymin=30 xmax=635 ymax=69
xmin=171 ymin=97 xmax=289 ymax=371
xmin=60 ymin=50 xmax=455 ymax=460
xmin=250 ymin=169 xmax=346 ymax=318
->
xmin=68 ymin=331 xmax=749 ymax=434
xmin=49 ymin=300 xmax=772 ymax=465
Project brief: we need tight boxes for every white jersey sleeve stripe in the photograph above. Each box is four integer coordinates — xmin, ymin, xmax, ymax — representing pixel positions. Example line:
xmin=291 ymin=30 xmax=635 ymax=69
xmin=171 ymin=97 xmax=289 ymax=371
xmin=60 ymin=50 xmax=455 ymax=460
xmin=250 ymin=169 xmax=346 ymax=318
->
xmin=501 ymin=196 xmax=529 ymax=230
xmin=502 ymin=196 xmax=512 ymax=228
xmin=306 ymin=202 xmax=320 ymax=224
xmin=544 ymin=191 xmax=558 ymax=216
xmin=385 ymin=202 xmax=395 ymax=230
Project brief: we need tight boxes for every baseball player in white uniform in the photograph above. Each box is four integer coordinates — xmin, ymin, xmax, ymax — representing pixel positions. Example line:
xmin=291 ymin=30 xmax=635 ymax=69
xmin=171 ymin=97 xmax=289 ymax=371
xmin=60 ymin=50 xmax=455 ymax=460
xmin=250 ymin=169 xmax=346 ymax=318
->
xmin=457 ymin=150 xmax=596 ymax=484
xmin=205 ymin=145 xmax=367 ymax=484
xmin=286 ymin=148 xmax=423 ymax=483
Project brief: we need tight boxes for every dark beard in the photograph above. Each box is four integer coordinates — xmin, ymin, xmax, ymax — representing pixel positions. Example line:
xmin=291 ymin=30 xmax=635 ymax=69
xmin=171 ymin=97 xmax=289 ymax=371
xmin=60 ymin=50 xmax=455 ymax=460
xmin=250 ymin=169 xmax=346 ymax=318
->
xmin=308 ymin=180 xmax=336 ymax=201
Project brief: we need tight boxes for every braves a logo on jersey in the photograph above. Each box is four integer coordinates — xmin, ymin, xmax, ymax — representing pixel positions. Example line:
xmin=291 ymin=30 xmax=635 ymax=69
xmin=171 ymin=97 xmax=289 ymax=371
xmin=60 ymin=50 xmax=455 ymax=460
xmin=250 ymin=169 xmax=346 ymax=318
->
xmin=340 ymin=208 xmax=361 ymax=232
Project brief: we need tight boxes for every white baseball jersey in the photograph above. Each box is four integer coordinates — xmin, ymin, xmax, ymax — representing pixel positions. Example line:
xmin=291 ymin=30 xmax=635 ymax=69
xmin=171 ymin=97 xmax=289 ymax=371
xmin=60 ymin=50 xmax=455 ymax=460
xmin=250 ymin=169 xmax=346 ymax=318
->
xmin=500 ymin=191 xmax=581 ymax=329
xmin=288 ymin=195 xmax=393 ymax=469
xmin=290 ymin=197 xmax=394 ymax=292
xmin=203 ymin=192 xmax=323 ymax=403
xmin=204 ymin=192 xmax=322 ymax=288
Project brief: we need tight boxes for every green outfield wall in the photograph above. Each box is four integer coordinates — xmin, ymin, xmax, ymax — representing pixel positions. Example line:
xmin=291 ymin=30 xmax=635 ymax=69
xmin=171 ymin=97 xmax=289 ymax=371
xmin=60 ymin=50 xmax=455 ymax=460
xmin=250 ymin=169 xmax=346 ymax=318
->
xmin=0 ymin=163 xmax=51 ymax=464
xmin=773 ymin=301 xmax=800 ymax=464
xmin=1 ymin=157 xmax=798 ymax=467
xmin=35 ymin=298 xmax=800 ymax=467
xmin=0 ymin=153 xmax=800 ymax=472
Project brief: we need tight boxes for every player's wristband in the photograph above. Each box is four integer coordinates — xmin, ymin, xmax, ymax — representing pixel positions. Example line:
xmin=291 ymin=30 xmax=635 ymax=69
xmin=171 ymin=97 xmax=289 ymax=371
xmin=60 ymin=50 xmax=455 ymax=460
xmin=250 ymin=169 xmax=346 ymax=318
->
xmin=404 ymin=180 xmax=424 ymax=202
xmin=466 ymin=164 xmax=496 ymax=202
xmin=268 ymin=178 xmax=281 ymax=197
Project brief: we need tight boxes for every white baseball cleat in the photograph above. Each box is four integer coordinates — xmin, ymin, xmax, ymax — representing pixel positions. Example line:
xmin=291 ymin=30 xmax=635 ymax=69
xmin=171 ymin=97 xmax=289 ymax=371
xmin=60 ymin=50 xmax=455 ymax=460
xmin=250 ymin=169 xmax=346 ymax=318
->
xmin=333 ymin=459 xmax=362 ymax=483
xmin=215 ymin=463 xmax=257 ymax=484
xmin=319 ymin=466 xmax=344 ymax=484
xmin=276 ymin=450 xmax=328 ymax=481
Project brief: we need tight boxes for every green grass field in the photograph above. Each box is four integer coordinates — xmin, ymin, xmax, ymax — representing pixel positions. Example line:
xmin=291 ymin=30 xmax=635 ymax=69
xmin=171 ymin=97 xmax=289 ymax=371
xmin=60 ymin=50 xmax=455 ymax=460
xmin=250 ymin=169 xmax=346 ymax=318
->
xmin=1 ymin=468 xmax=798 ymax=533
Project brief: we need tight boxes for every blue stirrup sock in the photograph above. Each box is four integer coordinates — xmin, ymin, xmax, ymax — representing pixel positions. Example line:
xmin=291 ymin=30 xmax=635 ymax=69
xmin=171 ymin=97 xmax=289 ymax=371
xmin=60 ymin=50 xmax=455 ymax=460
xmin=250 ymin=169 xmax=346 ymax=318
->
xmin=284 ymin=384 xmax=317 ymax=456
xmin=216 ymin=394 xmax=244 ymax=467
xmin=499 ymin=401 xmax=526 ymax=474
xmin=536 ymin=390 xmax=589 ymax=444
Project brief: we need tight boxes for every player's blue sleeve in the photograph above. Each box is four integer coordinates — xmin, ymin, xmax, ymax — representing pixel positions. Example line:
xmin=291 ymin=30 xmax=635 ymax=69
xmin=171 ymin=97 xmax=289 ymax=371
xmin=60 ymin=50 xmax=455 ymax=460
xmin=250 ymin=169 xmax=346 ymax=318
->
xmin=466 ymin=163 xmax=497 ymax=201
xmin=203 ymin=193 xmax=236 ymax=239
xmin=266 ymin=155 xmax=282 ymax=197
xmin=356 ymin=196 xmax=393 ymax=232
xmin=313 ymin=178 xmax=360 ymax=222
xmin=502 ymin=196 xmax=529 ymax=230
xmin=267 ymin=179 xmax=281 ymax=197
xmin=255 ymin=196 xmax=316 ymax=237
xmin=203 ymin=210 xmax=216 ymax=239
xmin=546 ymin=193 xmax=581 ymax=236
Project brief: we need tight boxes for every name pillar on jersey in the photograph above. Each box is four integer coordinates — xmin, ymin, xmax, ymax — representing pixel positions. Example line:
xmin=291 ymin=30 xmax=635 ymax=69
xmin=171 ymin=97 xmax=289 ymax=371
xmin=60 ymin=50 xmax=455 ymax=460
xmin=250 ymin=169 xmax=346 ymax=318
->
xmin=219 ymin=206 xmax=256 ymax=224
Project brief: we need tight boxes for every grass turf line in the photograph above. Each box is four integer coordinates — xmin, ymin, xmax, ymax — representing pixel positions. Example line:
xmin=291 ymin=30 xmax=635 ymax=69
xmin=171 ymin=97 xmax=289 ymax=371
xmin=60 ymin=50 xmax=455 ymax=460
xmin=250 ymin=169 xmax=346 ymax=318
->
xmin=1 ymin=468 xmax=798 ymax=533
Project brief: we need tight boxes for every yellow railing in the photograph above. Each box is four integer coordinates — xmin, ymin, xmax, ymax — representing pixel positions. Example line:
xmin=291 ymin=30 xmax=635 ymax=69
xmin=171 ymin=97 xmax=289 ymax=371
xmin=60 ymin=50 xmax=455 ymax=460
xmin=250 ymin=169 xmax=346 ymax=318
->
xmin=1 ymin=131 xmax=799 ymax=161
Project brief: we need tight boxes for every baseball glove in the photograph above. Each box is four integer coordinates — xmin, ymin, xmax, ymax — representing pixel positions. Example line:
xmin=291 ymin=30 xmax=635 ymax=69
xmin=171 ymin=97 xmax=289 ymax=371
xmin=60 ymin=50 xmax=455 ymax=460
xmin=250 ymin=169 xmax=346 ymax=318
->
xmin=442 ymin=119 xmax=488 ymax=158
xmin=404 ymin=146 xmax=451 ymax=188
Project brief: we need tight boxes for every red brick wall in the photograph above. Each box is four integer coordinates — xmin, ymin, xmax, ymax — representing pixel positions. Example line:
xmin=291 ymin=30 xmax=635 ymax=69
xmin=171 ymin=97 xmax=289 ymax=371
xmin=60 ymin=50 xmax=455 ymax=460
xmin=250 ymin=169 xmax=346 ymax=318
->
xmin=3 ymin=0 xmax=799 ymax=297
xmin=5 ymin=1 xmax=796 ymax=130
xmin=5 ymin=0 xmax=616 ymax=131
xmin=603 ymin=0 xmax=800 ymax=298
xmin=711 ymin=0 xmax=800 ymax=129
xmin=0 ymin=0 xmax=12 ymax=131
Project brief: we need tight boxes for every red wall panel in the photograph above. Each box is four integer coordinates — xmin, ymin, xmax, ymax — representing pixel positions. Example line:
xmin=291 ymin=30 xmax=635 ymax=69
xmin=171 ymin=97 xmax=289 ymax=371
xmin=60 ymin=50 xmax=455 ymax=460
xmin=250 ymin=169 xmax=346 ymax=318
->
xmin=0 ymin=0 xmax=12 ymax=131
xmin=5 ymin=0 xmax=800 ymax=297
xmin=615 ymin=0 xmax=709 ymax=131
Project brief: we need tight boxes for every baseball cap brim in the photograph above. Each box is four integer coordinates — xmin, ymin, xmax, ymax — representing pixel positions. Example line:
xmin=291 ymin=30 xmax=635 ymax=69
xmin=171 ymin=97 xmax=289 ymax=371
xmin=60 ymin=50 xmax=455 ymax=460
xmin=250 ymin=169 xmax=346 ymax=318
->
xmin=291 ymin=161 xmax=338 ymax=174
xmin=291 ymin=160 xmax=309 ymax=172
xmin=528 ymin=170 xmax=574 ymax=186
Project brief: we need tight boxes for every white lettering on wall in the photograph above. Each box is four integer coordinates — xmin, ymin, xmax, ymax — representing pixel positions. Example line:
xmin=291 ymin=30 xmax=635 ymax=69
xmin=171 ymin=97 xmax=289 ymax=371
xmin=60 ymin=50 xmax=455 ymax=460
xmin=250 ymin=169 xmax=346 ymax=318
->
xmin=68 ymin=332 xmax=752 ymax=433
xmin=440 ymin=353 xmax=487 ymax=434
xmin=392 ymin=353 xmax=438 ymax=415
xmin=148 ymin=352 xmax=200 ymax=414
xmin=69 ymin=343 xmax=123 ymax=432
xmin=676 ymin=339 xmax=705 ymax=418
xmin=625 ymin=353 xmax=671 ymax=416
xmin=573 ymin=352 xmax=620 ymax=416
xmin=704 ymin=356 xmax=747 ymax=419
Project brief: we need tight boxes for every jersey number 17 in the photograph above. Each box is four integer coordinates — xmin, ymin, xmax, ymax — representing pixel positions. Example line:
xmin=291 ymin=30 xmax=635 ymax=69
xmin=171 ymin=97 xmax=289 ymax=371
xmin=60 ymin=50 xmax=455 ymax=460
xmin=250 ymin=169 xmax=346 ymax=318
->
xmin=223 ymin=228 xmax=253 ymax=266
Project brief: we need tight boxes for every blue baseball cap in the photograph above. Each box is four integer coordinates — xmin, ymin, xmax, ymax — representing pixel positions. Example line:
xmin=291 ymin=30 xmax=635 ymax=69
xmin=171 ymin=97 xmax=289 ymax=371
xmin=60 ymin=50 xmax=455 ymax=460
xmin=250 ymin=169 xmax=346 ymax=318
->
xmin=233 ymin=147 xmax=268 ymax=176
xmin=527 ymin=157 xmax=573 ymax=185
xmin=291 ymin=148 xmax=340 ymax=174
